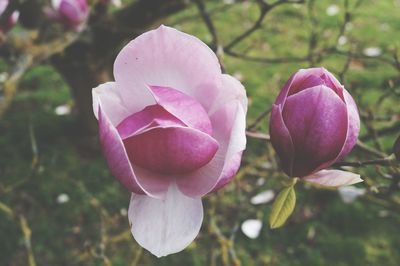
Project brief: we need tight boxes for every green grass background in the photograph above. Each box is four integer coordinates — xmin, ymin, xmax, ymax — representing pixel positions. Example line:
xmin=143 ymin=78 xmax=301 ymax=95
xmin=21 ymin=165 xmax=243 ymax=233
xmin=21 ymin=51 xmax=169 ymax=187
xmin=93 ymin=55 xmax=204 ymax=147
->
xmin=1 ymin=0 xmax=400 ymax=265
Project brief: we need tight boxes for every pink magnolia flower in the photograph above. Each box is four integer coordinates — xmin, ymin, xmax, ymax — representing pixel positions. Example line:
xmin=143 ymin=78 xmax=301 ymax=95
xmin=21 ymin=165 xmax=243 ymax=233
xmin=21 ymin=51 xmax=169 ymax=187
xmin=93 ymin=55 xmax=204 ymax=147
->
xmin=92 ymin=25 xmax=247 ymax=257
xmin=47 ymin=0 xmax=89 ymax=31
xmin=0 ymin=0 xmax=19 ymax=33
xmin=270 ymin=67 xmax=362 ymax=187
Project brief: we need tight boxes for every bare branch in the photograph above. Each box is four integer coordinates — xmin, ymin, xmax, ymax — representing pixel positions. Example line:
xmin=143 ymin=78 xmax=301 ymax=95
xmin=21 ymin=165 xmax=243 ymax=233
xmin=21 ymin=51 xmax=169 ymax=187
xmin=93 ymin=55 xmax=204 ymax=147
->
xmin=0 ymin=31 xmax=79 ymax=117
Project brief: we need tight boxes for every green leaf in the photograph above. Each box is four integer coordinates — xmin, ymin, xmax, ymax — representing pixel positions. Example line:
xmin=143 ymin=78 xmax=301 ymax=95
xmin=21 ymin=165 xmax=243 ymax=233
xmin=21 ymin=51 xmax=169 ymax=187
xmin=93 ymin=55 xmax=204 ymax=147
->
xmin=269 ymin=185 xmax=296 ymax=229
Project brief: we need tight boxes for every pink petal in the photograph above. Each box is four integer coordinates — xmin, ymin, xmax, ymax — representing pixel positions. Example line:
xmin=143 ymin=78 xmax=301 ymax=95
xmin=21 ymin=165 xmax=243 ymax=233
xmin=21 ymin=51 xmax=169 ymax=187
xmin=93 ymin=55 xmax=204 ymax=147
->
xmin=309 ymin=89 xmax=360 ymax=173
xmin=116 ymin=105 xmax=185 ymax=139
xmin=123 ymin=126 xmax=219 ymax=175
xmin=94 ymin=85 xmax=170 ymax=198
xmin=177 ymin=101 xmax=246 ymax=197
xmin=338 ymin=89 xmax=360 ymax=158
xmin=128 ymin=184 xmax=203 ymax=257
xmin=113 ymin=25 xmax=221 ymax=115
xmin=287 ymin=74 xmax=324 ymax=96
xmin=275 ymin=67 xmax=344 ymax=106
xmin=207 ymin=74 xmax=248 ymax=115
xmin=92 ymin=82 xmax=131 ymax=126
xmin=193 ymin=74 xmax=247 ymax=192
xmin=148 ymin=86 xmax=212 ymax=134
xmin=320 ymin=71 xmax=344 ymax=99
xmin=282 ymin=85 xmax=347 ymax=177
xmin=269 ymin=104 xmax=295 ymax=176
xmin=211 ymin=151 xmax=243 ymax=191
xmin=304 ymin=170 xmax=363 ymax=187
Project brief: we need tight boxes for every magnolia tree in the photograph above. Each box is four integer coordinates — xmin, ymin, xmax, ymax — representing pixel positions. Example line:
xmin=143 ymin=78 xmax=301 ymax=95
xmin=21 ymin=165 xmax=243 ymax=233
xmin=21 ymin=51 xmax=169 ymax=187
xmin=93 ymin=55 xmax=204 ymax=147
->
xmin=1 ymin=0 xmax=400 ymax=262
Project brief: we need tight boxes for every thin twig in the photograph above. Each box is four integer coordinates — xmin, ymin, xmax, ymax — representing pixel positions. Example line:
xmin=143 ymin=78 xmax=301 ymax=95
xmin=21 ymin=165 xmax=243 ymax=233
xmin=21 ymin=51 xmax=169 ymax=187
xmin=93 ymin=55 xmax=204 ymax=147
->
xmin=192 ymin=0 xmax=219 ymax=50
xmin=20 ymin=215 xmax=37 ymax=266
xmin=334 ymin=155 xmax=396 ymax=168
xmin=246 ymin=130 xmax=270 ymax=140
xmin=247 ymin=107 xmax=271 ymax=130
xmin=224 ymin=49 xmax=309 ymax=64
xmin=0 ymin=31 xmax=79 ymax=117
xmin=355 ymin=140 xmax=388 ymax=158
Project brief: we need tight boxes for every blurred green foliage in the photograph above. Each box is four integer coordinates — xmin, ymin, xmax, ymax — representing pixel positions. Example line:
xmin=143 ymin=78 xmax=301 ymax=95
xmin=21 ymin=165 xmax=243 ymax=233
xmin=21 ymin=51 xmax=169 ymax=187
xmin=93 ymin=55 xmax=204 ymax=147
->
xmin=1 ymin=0 xmax=400 ymax=265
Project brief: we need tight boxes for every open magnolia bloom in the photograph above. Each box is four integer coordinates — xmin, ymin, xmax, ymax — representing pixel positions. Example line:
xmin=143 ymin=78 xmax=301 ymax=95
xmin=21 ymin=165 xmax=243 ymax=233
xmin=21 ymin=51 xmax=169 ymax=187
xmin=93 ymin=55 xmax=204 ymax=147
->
xmin=92 ymin=26 xmax=247 ymax=257
xmin=270 ymin=68 xmax=362 ymax=187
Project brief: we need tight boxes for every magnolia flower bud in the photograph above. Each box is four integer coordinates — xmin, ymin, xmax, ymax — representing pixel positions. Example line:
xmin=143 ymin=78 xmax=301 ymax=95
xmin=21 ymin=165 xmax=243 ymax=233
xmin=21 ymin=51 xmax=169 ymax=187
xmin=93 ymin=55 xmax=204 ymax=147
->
xmin=47 ymin=0 xmax=89 ymax=31
xmin=270 ymin=67 xmax=360 ymax=177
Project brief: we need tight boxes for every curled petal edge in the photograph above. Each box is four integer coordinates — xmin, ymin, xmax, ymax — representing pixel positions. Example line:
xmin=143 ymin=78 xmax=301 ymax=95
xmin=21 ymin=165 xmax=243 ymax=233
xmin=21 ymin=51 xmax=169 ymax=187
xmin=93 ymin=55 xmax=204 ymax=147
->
xmin=95 ymin=93 xmax=170 ymax=199
xmin=269 ymin=104 xmax=295 ymax=176
xmin=176 ymin=101 xmax=247 ymax=197
xmin=275 ymin=67 xmax=344 ymax=106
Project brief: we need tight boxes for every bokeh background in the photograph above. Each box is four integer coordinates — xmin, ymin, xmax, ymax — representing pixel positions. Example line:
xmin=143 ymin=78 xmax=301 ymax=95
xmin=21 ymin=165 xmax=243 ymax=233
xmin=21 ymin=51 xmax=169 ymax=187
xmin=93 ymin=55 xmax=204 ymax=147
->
xmin=1 ymin=0 xmax=400 ymax=265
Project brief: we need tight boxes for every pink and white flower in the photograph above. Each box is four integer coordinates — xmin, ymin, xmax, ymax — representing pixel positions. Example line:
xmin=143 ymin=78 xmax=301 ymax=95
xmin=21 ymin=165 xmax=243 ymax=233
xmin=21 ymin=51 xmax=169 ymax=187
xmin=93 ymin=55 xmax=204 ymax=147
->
xmin=92 ymin=25 xmax=247 ymax=257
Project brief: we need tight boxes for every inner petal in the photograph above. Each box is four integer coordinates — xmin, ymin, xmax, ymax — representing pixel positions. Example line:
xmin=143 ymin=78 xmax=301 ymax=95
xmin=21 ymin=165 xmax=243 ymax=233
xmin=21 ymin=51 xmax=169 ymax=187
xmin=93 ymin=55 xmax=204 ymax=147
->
xmin=123 ymin=127 xmax=219 ymax=175
xmin=116 ymin=105 xmax=185 ymax=139
xmin=288 ymin=74 xmax=324 ymax=96
xmin=149 ymin=86 xmax=213 ymax=135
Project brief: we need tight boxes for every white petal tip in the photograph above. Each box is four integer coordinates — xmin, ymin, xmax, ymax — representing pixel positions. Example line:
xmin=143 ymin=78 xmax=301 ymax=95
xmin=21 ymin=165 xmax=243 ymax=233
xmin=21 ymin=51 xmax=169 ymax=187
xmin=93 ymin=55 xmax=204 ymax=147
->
xmin=304 ymin=170 xmax=363 ymax=188
xmin=128 ymin=185 xmax=203 ymax=257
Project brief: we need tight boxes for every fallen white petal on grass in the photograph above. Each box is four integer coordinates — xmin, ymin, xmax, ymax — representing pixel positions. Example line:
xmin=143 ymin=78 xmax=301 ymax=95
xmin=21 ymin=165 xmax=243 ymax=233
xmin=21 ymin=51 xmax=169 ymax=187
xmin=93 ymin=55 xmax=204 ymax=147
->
xmin=223 ymin=0 xmax=235 ymax=4
xmin=338 ymin=36 xmax=347 ymax=46
xmin=338 ymin=186 xmax=366 ymax=203
xmin=241 ymin=219 xmax=262 ymax=239
xmin=250 ymin=190 xmax=275 ymax=205
xmin=363 ymin=47 xmax=382 ymax=57
xmin=378 ymin=210 xmax=389 ymax=218
xmin=54 ymin=104 xmax=71 ymax=116
xmin=0 ymin=72 xmax=8 ymax=82
xmin=256 ymin=177 xmax=265 ymax=186
xmin=380 ymin=23 xmax=390 ymax=31
xmin=326 ymin=5 xmax=339 ymax=16
xmin=260 ymin=161 xmax=273 ymax=170
xmin=111 ymin=0 xmax=122 ymax=8
xmin=57 ymin=193 xmax=70 ymax=204
xmin=120 ymin=208 xmax=127 ymax=216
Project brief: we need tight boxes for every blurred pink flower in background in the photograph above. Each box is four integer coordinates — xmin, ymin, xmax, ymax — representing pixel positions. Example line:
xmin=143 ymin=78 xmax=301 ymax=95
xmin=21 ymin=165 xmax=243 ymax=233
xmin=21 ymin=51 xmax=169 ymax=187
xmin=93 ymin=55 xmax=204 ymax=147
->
xmin=47 ymin=0 xmax=89 ymax=31
xmin=270 ymin=67 xmax=362 ymax=187
xmin=92 ymin=25 xmax=247 ymax=257
xmin=0 ymin=0 xmax=19 ymax=33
